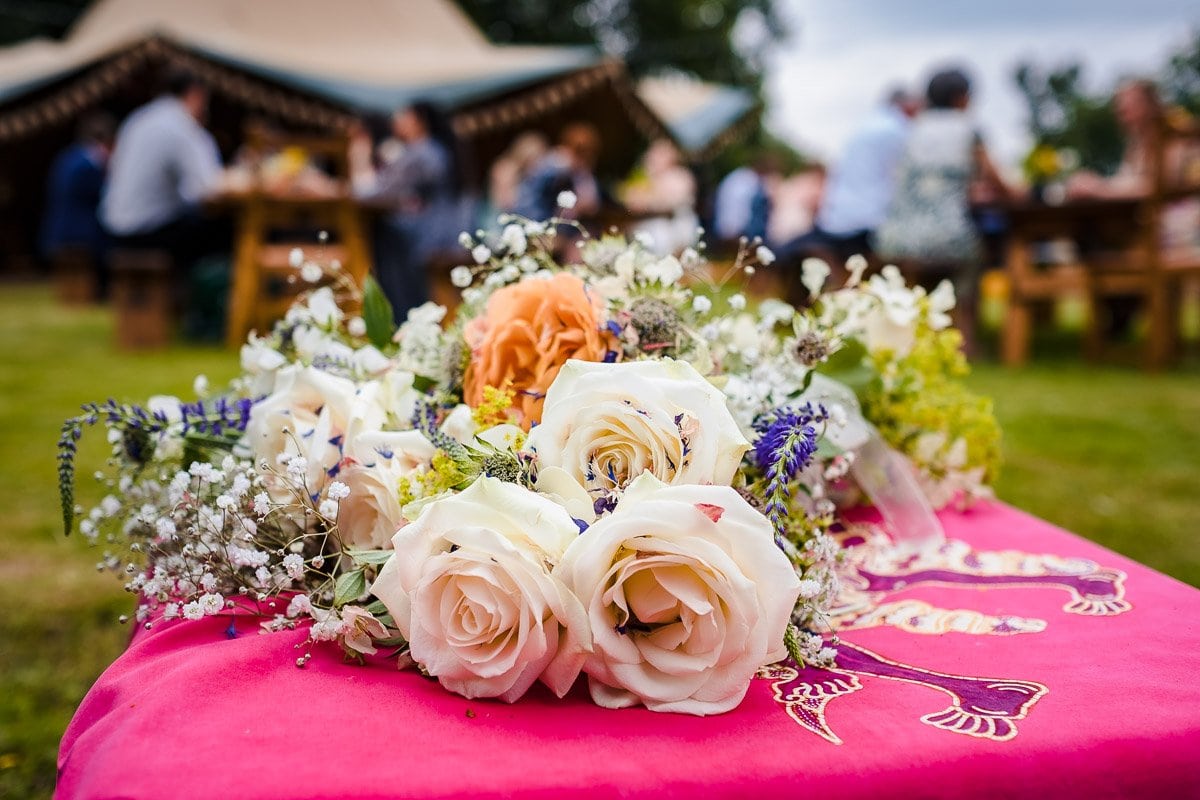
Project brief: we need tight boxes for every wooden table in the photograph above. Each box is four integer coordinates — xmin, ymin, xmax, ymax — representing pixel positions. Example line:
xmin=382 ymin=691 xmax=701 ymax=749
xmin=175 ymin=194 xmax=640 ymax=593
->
xmin=999 ymin=196 xmax=1146 ymax=366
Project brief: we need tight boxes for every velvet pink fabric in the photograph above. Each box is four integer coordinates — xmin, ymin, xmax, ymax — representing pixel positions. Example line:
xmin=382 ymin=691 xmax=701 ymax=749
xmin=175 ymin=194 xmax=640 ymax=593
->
xmin=57 ymin=502 xmax=1200 ymax=799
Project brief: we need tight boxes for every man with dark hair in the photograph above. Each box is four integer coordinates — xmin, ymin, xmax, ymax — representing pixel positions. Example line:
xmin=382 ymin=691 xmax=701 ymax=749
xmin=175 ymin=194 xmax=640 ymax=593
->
xmin=100 ymin=69 xmax=224 ymax=269
xmin=41 ymin=111 xmax=116 ymax=287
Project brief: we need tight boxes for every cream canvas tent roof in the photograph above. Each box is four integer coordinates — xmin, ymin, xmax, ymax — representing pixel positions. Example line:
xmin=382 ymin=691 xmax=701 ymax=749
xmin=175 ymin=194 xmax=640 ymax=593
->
xmin=0 ymin=0 xmax=755 ymax=156
xmin=0 ymin=0 xmax=595 ymax=111
xmin=637 ymin=74 xmax=757 ymax=159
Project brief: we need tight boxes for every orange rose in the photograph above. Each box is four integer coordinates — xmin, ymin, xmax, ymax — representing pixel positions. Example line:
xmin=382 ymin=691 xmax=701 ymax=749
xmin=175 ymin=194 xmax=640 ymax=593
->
xmin=464 ymin=273 xmax=611 ymax=428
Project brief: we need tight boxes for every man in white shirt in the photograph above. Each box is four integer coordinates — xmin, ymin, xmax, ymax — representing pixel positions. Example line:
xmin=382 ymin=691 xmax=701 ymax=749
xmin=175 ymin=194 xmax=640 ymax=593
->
xmin=777 ymin=88 xmax=917 ymax=264
xmin=102 ymin=70 xmax=223 ymax=268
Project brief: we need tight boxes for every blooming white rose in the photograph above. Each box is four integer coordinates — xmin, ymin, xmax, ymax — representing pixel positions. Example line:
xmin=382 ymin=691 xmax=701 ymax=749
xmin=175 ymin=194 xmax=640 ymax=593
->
xmin=245 ymin=366 xmax=380 ymax=493
xmin=335 ymin=430 xmax=437 ymax=549
xmin=373 ymin=478 xmax=591 ymax=702
xmin=556 ymin=473 xmax=800 ymax=714
xmin=527 ymin=359 xmax=749 ymax=495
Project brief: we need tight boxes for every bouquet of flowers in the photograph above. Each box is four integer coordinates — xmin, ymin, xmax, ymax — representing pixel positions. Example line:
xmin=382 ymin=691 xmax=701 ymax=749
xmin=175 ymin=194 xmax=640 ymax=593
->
xmin=58 ymin=202 xmax=999 ymax=716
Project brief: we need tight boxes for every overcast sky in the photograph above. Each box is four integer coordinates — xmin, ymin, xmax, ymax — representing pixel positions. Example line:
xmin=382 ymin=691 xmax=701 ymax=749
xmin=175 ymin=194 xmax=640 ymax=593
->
xmin=762 ymin=0 xmax=1198 ymax=170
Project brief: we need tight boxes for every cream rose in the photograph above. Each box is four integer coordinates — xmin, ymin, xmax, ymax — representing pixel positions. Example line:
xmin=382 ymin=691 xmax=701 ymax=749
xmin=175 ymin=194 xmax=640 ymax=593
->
xmin=245 ymin=366 xmax=374 ymax=492
xmin=335 ymin=431 xmax=437 ymax=549
xmin=373 ymin=477 xmax=591 ymax=702
xmin=526 ymin=359 xmax=749 ymax=495
xmin=555 ymin=473 xmax=800 ymax=715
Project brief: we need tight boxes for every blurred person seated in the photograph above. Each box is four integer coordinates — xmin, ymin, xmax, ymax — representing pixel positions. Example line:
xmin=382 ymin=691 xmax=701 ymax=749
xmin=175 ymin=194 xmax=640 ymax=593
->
xmin=766 ymin=164 xmax=826 ymax=248
xmin=513 ymin=122 xmax=602 ymax=221
xmin=489 ymin=131 xmax=549 ymax=214
xmin=1066 ymin=78 xmax=1200 ymax=335
xmin=350 ymin=100 xmax=462 ymax=320
xmin=100 ymin=69 xmax=226 ymax=271
xmin=875 ymin=67 xmax=1013 ymax=353
xmin=621 ymin=138 xmax=698 ymax=255
xmin=712 ymin=154 xmax=780 ymax=244
xmin=40 ymin=111 xmax=115 ymax=294
xmin=778 ymin=88 xmax=919 ymax=264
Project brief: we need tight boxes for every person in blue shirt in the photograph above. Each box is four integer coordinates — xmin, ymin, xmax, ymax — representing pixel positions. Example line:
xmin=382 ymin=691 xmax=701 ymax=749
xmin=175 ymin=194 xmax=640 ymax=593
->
xmin=41 ymin=112 xmax=115 ymax=293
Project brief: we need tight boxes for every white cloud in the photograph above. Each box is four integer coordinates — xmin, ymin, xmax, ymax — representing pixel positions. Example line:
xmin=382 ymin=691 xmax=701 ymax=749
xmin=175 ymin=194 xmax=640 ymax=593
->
xmin=764 ymin=1 xmax=1196 ymax=169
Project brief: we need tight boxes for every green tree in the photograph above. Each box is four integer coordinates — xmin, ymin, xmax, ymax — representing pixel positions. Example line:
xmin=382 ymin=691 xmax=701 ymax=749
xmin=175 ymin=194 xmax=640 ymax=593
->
xmin=1013 ymin=61 xmax=1124 ymax=175
xmin=454 ymin=0 xmax=786 ymax=88
xmin=1161 ymin=30 xmax=1200 ymax=114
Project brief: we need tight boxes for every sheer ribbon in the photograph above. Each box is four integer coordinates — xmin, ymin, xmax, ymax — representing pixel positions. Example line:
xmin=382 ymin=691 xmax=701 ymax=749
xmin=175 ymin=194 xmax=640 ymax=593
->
xmin=801 ymin=375 xmax=944 ymax=554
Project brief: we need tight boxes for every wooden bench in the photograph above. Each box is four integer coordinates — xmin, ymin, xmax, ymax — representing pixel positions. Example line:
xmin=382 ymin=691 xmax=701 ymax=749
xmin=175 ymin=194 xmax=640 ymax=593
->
xmin=109 ymin=248 xmax=173 ymax=350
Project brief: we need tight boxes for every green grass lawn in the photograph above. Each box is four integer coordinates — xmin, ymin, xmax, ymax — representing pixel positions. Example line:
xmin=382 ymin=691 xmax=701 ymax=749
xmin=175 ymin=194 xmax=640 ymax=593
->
xmin=0 ymin=283 xmax=1197 ymax=798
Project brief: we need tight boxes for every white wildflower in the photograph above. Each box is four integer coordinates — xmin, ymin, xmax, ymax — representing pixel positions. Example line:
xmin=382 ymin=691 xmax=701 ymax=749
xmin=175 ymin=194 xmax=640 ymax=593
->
xmin=181 ymin=602 xmax=204 ymax=621
xmin=286 ymin=593 xmax=313 ymax=618
xmin=327 ymin=481 xmax=350 ymax=500
xmin=450 ymin=265 xmax=473 ymax=288
xmin=556 ymin=189 xmax=577 ymax=210
xmin=310 ymin=614 xmax=343 ymax=642
xmin=457 ymin=231 xmax=473 ymax=249
xmin=255 ymin=566 xmax=272 ymax=585
xmin=163 ymin=603 xmax=180 ymax=620
xmin=193 ymin=374 xmax=209 ymax=397
xmin=300 ymin=263 xmax=323 ymax=283
xmin=845 ymin=254 xmax=869 ymax=287
xmin=198 ymin=592 xmax=225 ymax=615
xmin=285 ymin=456 xmax=308 ymax=480
xmin=253 ymin=492 xmax=271 ymax=517
xmin=282 ymin=554 xmax=305 ymax=581
xmin=471 ymin=244 xmax=492 ymax=264
xmin=288 ymin=247 xmax=304 ymax=268
xmin=347 ymin=316 xmax=367 ymax=337
xmin=796 ymin=578 xmax=823 ymax=599
xmin=691 ymin=295 xmax=713 ymax=314
xmin=319 ymin=499 xmax=339 ymax=519
xmin=756 ymin=245 xmax=776 ymax=265
xmin=500 ymin=223 xmax=527 ymax=255
xmin=801 ymin=258 xmax=831 ymax=297
xmin=729 ymin=293 xmax=747 ymax=311
xmin=100 ymin=495 xmax=121 ymax=517
xmin=230 ymin=473 xmax=252 ymax=498
xmin=200 ymin=573 xmax=218 ymax=592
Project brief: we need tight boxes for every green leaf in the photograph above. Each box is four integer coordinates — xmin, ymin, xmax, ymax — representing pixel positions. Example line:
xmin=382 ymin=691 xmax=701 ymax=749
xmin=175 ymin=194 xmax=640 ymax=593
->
xmin=333 ymin=568 xmax=367 ymax=607
xmin=374 ymin=635 xmax=408 ymax=649
xmin=814 ymin=437 xmax=844 ymax=459
xmin=816 ymin=338 xmax=877 ymax=399
xmin=411 ymin=374 xmax=437 ymax=393
xmin=361 ymin=276 xmax=395 ymax=350
xmin=347 ymin=549 xmax=393 ymax=566
xmin=180 ymin=431 xmax=238 ymax=473
xmin=365 ymin=599 xmax=389 ymax=616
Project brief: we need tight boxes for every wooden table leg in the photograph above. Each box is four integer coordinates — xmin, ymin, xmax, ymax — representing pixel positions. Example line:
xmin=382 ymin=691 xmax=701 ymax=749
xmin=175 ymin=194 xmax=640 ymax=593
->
xmin=1001 ymin=233 xmax=1031 ymax=367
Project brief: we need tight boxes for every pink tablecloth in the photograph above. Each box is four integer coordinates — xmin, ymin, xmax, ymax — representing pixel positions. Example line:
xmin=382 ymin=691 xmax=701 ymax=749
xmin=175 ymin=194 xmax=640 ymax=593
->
xmin=57 ymin=502 xmax=1200 ymax=799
